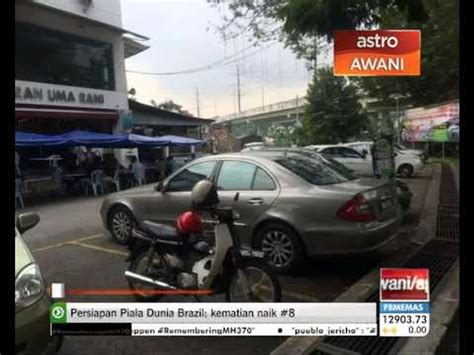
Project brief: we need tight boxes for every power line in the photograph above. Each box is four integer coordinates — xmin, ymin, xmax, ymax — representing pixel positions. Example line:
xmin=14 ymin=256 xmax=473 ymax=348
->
xmin=126 ymin=42 xmax=276 ymax=76
xmin=126 ymin=25 xmax=282 ymax=76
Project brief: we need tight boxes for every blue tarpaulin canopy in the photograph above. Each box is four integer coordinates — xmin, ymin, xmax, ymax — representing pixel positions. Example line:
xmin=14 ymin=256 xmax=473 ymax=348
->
xmin=15 ymin=131 xmax=69 ymax=147
xmin=15 ymin=131 xmax=204 ymax=148
xmin=53 ymin=130 xmax=126 ymax=147
xmin=117 ymin=133 xmax=170 ymax=147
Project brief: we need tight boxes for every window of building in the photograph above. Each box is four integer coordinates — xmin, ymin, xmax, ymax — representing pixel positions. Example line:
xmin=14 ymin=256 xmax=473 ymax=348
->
xmin=16 ymin=22 xmax=115 ymax=90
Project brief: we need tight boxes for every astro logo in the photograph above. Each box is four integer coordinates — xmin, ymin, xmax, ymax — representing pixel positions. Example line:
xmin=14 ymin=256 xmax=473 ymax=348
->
xmin=380 ymin=268 xmax=429 ymax=302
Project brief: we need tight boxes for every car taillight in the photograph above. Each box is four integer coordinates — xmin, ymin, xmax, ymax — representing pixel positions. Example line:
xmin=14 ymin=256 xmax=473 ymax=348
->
xmin=337 ymin=194 xmax=376 ymax=222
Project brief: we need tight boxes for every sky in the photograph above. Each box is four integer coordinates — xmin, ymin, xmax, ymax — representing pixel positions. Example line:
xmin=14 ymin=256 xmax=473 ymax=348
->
xmin=121 ymin=0 xmax=328 ymax=118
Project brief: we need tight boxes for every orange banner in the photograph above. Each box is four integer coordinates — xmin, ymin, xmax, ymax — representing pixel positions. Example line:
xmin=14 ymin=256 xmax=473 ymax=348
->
xmin=334 ymin=30 xmax=421 ymax=76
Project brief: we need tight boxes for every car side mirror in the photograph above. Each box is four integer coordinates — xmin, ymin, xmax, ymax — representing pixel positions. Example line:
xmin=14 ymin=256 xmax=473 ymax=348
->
xmin=361 ymin=150 xmax=368 ymax=158
xmin=233 ymin=192 xmax=240 ymax=202
xmin=155 ymin=181 xmax=167 ymax=193
xmin=16 ymin=212 xmax=40 ymax=234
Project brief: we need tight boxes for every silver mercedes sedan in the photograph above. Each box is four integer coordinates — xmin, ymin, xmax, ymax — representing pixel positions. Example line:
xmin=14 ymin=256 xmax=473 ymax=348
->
xmin=100 ymin=151 xmax=402 ymax=273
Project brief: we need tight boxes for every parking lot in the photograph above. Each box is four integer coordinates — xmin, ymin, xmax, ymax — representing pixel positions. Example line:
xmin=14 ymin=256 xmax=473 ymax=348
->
xmin=21 ymin=166 xmax=434 ymax=354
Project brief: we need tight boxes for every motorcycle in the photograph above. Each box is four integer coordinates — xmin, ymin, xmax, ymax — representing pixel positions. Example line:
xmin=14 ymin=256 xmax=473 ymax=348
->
xmin=124 ymin=183 xmax=281 ymax=302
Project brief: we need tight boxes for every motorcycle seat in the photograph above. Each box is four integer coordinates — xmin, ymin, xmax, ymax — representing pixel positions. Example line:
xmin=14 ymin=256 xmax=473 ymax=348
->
xmin=139 ymin=220 xmax=180 ymax=244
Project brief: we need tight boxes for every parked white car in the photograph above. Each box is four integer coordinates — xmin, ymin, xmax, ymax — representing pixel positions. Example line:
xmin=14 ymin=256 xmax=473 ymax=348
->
xmin=345 ymin=141 xmax=426 ymax=161
xmin=306 ymin=144 xmax=423 ymax=178
xmin=394 ymin=143 xmax=426 ymax=161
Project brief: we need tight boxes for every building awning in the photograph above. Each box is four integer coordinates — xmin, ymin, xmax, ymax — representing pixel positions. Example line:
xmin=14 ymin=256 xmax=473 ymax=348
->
xmin=16 ymin=107 xmax=119 ymax=120
xmin=124 ymin=37 xmax=150 ymax=59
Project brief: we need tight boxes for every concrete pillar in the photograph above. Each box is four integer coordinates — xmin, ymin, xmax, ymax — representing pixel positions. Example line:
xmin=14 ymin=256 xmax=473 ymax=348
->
xmin=191 ymin=145 xmax=196 ymax=154
xmin=164 ymin=146 xmax=170 ymax=158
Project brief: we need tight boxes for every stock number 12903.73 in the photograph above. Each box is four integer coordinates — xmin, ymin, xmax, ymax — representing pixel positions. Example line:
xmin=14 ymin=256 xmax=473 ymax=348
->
xmin=382 ymin=315 xmax=428 ymax=324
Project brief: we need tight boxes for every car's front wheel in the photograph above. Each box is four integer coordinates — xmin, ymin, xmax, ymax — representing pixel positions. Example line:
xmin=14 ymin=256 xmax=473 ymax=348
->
xmin=108 ymin=206 xmax=135 ymax=245
xmin=255 ymin=222 xmax=305 ymax=274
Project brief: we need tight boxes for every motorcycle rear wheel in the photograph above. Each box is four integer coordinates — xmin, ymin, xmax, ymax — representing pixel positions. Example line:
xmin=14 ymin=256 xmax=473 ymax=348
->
xmin=128 ymin=251 xmax=167 ymax=302
xmin=226 ymin=260 xmax=281 ymax=302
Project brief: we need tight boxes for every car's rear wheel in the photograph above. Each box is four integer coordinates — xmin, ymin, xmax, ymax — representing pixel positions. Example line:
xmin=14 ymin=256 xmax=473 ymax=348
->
xmin=108 ymin=206 xmax=135 ymax=245
xmin=398 ymin=164 xmax=414 ymax=178
xmin=255 ymin=222 xmax=305 ymax=274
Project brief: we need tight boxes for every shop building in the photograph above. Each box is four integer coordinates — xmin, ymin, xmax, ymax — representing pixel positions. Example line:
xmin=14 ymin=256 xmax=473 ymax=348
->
xmin=15 ymin=0 xmax=149 ymax=135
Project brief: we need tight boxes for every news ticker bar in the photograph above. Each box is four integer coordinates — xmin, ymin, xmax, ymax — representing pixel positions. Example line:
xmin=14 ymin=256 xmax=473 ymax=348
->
xmin=49 ymin=302 xmax=429 ymax=337
xmin=50 ymin=323 xmax=377 ymax=337
xmin=50 ymin=303 xmax=376 ymax=324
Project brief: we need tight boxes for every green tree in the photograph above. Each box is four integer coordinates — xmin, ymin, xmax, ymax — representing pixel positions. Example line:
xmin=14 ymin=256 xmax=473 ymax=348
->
xmin=218 ymin=0 xmax=427 ymax=60
xmin=302 ymin=67 xmax=367 ymax=144
xmin=356 ymin=0 xmax=459 ymax=106
xmin=219 ymin=0 xmax=458 ymax=105
xmin=158 ymin=100 xmax=185 ymax=113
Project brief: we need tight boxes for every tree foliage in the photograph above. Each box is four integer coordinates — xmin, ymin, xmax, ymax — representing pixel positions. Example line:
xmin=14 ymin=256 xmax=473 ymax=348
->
xmin=302 ymin=67 xmax=367 ymax=144
xmin=219 ymin=0 xmax=427 ymax=60
xmin=219 ymin=0 xmax=458 ymax=106
xmin=356 ymin=0 xmax=459 ymax=106
xmin=157 ymin=100 xmax=184 ymax=113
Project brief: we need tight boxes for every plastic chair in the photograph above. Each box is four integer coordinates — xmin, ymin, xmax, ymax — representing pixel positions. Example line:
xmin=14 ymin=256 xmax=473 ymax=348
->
xmin=82 ymin=170 xmax=104 ymax=196
xmin=134 ymin=164 xmax=146 ymax=186
xmin=53 ymin=167 xmax=65 ymax=195
xmin=15 ymin=178 xmax=24 ymax=209
xmin=103 ymin=169 xmax=121 ymax=192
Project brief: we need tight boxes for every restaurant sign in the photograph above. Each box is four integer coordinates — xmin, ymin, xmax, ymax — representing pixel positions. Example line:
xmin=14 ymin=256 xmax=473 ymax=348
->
xmin=15 ymin=80 xmax=128 ymax=110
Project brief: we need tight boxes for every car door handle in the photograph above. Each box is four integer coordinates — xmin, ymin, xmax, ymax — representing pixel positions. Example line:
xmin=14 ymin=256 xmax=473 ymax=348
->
xmin=247 ymin=198 xmax=264 ymax=205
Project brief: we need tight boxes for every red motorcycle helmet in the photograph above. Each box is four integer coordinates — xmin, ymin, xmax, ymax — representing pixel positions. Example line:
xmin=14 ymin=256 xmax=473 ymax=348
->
xmin=176 ymin=211 xmax=202 ymax=235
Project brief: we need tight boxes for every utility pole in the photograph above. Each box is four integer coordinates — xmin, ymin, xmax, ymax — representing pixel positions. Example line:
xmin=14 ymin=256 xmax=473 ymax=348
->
xmin=296 ymin=95 xmax=299 ymax=121
xmin=313 ymin=37 xmax=318 ymax=71
xmin=236 ymin=65 xmax=242 ymax=113
xmin=261 ymin=87 xmax=265 ymax=108
xmin=195 ymin=87 xmax=200 ymax=117
xmin=391 ymin=93 xmax=403 ymax=143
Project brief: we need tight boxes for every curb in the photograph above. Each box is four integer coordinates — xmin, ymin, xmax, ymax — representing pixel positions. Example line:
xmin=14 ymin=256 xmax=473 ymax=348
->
xmin=391 ymin=262 xmax=459 ymax=355
xmin=271 ymin=164 xmax=442 ymax=355
xmin=392 ymin=163 xmax=459 ymax=354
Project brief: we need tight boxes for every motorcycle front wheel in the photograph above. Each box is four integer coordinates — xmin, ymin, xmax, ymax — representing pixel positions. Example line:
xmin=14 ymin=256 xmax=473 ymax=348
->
xmin=226 ymin=260 xmax=281 ymax=302
xmin=128 ymin=251 xmax=167 ymax=302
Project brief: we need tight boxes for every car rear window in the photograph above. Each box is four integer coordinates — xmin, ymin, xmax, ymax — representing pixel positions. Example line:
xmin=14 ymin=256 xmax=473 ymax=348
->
xmin=275 ymin=155 xmax=353 ymax=185
xmin=320 ymin=154 xmax=358 ymax=180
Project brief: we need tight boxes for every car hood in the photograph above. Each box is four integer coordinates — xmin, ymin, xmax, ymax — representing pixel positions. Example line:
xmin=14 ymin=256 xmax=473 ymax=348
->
xmin=111 ymin=184 xmax=156 ymax=197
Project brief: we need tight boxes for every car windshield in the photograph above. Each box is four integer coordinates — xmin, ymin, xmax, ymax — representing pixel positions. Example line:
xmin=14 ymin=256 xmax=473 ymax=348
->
xmin=274 ymin=154 xmax=353 ymax=185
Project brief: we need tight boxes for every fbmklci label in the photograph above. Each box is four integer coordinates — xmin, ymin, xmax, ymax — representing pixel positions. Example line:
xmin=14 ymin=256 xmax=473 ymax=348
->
xmin=379 ymin=268 xmax=430 ymax=337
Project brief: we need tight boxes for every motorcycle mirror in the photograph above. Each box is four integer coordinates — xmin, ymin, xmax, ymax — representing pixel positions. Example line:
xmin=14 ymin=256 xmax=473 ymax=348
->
xmin=233 ymin=192 xmax=240 ymax=202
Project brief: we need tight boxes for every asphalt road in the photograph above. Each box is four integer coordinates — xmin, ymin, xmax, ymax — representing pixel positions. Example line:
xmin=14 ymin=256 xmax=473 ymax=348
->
xmin=20 ymin=166 xmax=435 ymax=355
